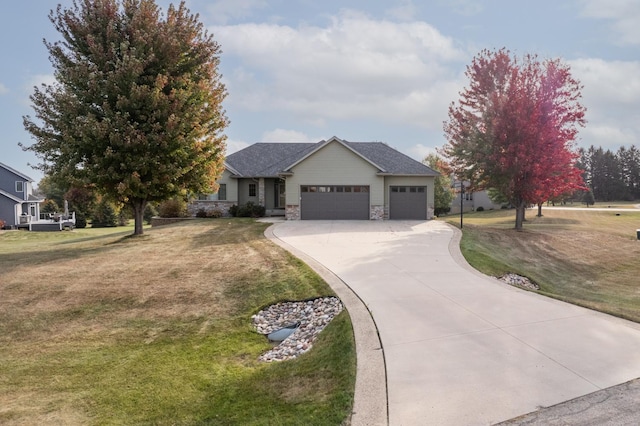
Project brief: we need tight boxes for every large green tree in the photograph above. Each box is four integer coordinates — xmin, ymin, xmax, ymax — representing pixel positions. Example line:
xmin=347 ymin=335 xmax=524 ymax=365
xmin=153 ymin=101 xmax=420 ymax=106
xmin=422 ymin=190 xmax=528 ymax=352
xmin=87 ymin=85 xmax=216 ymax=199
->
xmin=23 ymin=0 xmax=228 ymax=235
xmin=442 ymin=49 xmax=586 ymax=230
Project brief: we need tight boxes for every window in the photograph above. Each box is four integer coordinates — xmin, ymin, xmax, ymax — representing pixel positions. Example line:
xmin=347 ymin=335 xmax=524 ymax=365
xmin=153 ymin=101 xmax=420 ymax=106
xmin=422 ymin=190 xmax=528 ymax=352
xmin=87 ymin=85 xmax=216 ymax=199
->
xmin=197 ymin=184 xmax=227 ymax=201
xmin=16 ymin=181 xmax=24 ymax=192
xmin=249 ymin=183 xmax=257 ymax=197
xmin=392 ymin=186 xmax=425 ymax=193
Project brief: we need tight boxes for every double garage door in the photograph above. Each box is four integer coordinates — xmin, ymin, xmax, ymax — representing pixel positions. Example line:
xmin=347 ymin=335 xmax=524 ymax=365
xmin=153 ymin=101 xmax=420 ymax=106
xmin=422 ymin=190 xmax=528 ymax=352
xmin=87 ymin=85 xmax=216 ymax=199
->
xmin=300 ymin=185 xmax=428 ymax=220
xmin=300 ymin=185 xmax=370 ymax=220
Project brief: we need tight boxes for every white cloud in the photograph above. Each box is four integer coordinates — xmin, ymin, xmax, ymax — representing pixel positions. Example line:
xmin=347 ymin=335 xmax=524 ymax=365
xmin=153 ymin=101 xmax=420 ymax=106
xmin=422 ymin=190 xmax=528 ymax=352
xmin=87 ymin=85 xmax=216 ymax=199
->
xmin=224 ymin=138 xmax=250 ymax=155
xmin=406 ymin=143 xmax=438 ymax=162
xmin=212 ymin=13 xmax=468 ymax=131
xmin=579 ymin=124 xmax=637 ymax=147
xmin=570 ymin=58 xmax=640 ymax=114
xmin=569 ymin=58 xmax=640 ymax=148
xmin=25 ymin=74 xmax=56 ymax=90
xmin=0 ymin=83 xmax=8 ymax=95
xmin=580 ymin=0 xmax=640 ymax=45
xmin=261 ymin=129 xmax=316 ymax=142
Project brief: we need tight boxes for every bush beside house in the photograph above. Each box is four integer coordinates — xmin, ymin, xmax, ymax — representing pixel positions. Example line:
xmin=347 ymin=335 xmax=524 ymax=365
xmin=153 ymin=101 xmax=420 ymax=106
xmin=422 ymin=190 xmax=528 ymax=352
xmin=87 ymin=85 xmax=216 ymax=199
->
xmin=230 ymin=202 xmax=266 ymax=218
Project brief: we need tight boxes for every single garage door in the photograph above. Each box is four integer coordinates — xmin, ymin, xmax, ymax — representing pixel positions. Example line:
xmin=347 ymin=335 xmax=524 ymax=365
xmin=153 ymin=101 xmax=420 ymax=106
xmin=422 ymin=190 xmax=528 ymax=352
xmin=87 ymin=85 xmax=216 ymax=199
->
xmin=300 ymin=185 xmax=369 ymax=220
xmin=389 ymin=186 xmax=427 ymax=220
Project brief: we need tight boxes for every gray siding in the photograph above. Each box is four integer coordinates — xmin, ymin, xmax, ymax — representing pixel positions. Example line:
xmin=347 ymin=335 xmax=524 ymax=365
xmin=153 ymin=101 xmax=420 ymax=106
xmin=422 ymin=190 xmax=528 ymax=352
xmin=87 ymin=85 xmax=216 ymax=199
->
xmin=238 ymin=179 xmax=260 ymax=205
xmin=0 ymin=197 xmax=16 ymax=226
xmin=0 ymin=164 xmax=36 ymax=226
xmin=0 ymin=166 xmax=29 ymax=201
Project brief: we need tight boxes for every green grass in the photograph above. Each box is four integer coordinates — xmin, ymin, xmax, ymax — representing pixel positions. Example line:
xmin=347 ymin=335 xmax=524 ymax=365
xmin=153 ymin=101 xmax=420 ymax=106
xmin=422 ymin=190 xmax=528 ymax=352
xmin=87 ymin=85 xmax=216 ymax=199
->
xmin=0 ymin=219 xmax=355 ymax=425
xmin=445 ymin=207 xmax=640 ymax=322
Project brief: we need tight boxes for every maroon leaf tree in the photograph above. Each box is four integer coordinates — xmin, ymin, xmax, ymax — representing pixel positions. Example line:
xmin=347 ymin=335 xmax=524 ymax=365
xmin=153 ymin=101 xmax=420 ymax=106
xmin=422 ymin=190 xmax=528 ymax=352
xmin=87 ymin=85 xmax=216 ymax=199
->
xmin=442 ymin=48 xmax=586 ymax=230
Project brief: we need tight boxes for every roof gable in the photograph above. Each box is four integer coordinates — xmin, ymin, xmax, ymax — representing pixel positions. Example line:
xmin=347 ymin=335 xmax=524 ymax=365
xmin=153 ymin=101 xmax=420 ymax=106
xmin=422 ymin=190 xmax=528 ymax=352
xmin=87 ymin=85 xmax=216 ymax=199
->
xmin=283 ymin=136 xmax=386 ymax=173
xmin=223 ymin=137 xmax=439 ymax=177
xmin=0 ymin=162 xmax=34 ymax=182
xmin=0 ymin=189 xmax=24 ymax=203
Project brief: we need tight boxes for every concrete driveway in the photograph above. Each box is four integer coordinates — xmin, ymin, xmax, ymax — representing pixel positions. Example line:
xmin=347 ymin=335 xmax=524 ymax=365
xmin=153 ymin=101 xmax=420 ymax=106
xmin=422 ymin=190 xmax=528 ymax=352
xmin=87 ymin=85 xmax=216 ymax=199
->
xmin=269 ymin=220 xmax=640 ymax=425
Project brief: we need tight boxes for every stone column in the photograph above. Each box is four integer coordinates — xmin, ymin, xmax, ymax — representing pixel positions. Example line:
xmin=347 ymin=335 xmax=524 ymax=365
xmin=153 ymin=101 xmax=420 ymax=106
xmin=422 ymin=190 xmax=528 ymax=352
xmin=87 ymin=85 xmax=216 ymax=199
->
xmin=258 ymin=178 xmax=265 ymax=207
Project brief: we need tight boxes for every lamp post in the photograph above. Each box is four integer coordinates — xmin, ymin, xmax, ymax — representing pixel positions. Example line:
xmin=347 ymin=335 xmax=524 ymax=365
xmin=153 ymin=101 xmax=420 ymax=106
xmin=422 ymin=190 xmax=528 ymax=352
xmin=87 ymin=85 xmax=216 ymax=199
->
xmin=460 ymin=183 xmax=464 ymax=229
xmin=453 ymin=180 xmax=470 ymax=229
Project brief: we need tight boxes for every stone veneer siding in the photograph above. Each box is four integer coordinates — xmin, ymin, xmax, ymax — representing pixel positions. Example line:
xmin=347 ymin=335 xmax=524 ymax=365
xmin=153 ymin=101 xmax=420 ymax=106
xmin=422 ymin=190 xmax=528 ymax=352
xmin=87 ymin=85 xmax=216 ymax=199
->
xmin=188 ymin=200 xmax=235 ymax=217
xmin=370 ymin=205 xmax=384 ymax=220
xmin=284 ymin=204 xmax=385 ymax=220
xmin=286 ymin=205 xmax=300 ymax=220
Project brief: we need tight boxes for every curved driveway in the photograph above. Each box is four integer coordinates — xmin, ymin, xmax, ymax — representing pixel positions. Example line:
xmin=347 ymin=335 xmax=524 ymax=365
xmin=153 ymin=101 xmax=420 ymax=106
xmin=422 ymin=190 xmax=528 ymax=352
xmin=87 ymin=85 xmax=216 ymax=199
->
xmin=270 ymin=220 xmax=640 ymax=425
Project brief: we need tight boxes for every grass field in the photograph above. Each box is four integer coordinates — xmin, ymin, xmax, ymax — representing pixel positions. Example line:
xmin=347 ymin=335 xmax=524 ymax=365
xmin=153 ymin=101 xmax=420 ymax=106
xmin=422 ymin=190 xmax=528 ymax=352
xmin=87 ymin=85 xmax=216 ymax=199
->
xmin=0 ymin=220 xmax=355 ymax=425
xmin=445 ymin=207 xmax=640 ymax=322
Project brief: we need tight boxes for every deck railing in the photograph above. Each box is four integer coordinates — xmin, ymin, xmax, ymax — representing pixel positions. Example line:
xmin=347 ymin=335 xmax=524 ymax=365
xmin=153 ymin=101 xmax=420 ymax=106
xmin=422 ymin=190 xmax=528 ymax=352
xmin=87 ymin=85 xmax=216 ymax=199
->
xmin=37 ymin=212 xmax=76 ymax=224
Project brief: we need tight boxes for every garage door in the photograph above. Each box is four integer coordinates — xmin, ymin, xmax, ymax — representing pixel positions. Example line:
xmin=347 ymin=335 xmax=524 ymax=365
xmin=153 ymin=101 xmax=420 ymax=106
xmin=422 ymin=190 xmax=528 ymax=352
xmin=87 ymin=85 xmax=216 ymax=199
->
xmin=389 ymin=186 xmax=427 ymax=220
xmin=300 ymin=185 xmax=369 ymax=220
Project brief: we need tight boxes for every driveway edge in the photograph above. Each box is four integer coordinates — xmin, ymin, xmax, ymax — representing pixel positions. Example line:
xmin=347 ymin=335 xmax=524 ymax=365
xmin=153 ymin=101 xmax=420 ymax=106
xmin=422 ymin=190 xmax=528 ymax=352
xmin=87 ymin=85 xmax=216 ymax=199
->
xmin=264 ymin=223 xmax=388 ymax=426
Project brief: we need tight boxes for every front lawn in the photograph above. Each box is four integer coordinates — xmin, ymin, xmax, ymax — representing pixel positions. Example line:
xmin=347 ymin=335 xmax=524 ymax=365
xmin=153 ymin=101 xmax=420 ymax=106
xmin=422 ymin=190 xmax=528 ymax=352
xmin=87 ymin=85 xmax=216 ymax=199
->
xmin=445 ymin=208 xmax=640 ymax=322
xmin=0 ymin=219 xmax=355 ymax=424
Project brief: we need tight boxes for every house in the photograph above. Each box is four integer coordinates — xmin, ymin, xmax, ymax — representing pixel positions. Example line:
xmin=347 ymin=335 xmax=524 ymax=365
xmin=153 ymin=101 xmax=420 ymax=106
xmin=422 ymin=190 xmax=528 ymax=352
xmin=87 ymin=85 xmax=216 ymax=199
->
xmin=190 ymin=136 xmax=439 ymax=220
xmin=0 ymin=162 xmax=75 ymax=231
xmin=0 ymin=162 xmax=44 ymax=229
xmin=449 ymin=180 xmax=503 ymax=214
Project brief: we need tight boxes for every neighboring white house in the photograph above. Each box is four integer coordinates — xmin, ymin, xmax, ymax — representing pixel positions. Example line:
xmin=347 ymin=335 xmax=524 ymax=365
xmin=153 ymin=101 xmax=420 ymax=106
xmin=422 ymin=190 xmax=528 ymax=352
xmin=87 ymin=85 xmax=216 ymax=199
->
xmin=190 ymin=136 xmax=440 ymax=220
xmin=450 ymin=189 xmax=504 ymax=214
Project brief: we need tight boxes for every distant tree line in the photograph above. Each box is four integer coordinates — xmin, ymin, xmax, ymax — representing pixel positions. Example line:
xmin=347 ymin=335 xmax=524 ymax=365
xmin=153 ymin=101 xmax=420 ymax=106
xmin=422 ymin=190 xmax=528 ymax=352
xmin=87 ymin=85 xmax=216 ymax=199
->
xmin=578 ymin=145 xmax=640 ymax=202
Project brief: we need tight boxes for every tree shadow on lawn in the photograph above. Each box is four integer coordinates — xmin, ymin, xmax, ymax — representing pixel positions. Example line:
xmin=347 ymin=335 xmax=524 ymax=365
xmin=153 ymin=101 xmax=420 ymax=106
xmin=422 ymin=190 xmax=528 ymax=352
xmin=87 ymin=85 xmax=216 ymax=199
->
xmin=0 ymin=237 xmax=128 ymax=275
xmin=188 ymin=219 xmax=268 ymax=249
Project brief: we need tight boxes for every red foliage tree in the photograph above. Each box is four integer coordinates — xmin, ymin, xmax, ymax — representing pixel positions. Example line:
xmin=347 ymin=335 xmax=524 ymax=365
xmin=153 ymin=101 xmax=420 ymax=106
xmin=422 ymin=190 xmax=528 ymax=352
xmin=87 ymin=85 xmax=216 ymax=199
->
xmin=442 ymin=49 xmax=586 ymax=229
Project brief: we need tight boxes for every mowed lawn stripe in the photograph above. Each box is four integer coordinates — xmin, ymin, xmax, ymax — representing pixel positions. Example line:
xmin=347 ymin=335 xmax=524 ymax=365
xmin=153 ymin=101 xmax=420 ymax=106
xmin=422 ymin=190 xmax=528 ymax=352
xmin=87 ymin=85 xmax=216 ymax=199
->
xmin=448 ymin=208 xmax=640 ymax=323
xmin=0 ymin=219 xmax=355 ymax=425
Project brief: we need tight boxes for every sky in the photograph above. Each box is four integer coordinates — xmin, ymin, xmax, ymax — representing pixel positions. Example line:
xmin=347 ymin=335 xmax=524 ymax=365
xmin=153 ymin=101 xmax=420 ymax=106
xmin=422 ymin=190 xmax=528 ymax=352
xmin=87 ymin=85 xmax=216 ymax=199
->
xmin=1 ymin=0 xmax=639 ymax=184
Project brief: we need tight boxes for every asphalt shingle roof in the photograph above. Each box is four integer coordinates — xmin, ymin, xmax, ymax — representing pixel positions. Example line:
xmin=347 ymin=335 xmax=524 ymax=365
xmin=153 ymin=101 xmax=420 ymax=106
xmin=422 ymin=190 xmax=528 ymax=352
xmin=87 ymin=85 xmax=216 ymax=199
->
xmin=344 ymin=142 xmax=439 ymax=175
xmin=224 ymin=138 xmax=439 ymax=177
xmin=225 ymin=143 xmax=318 ymax=177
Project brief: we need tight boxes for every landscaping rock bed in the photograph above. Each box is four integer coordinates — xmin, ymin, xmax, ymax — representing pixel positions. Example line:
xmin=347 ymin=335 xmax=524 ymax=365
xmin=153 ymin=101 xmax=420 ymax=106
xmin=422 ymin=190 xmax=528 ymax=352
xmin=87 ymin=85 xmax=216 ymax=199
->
xmin=252 ymin=296 xmax=344 ymax=362
xmin=499 ymin=273 xmax=540 ymax=290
